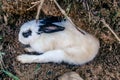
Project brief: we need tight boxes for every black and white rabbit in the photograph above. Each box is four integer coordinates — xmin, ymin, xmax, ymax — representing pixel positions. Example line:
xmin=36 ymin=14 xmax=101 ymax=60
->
xmin=17 ymin=16 xmax=100 ymax=65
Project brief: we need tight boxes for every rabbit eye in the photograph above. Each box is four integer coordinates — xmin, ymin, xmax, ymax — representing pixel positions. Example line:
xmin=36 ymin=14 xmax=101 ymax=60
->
xmin=22 ymin=30 xmax=32 ymax=38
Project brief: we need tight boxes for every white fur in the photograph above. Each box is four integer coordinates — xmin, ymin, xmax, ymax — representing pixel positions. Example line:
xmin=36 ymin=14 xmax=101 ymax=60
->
xmin=17 ymin=19 xmax=100 ymax=65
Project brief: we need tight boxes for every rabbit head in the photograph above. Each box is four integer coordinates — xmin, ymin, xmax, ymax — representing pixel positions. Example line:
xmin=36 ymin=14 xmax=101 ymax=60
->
xmin=18 ymin=20 xmax=41 ymax=45
xmin=18 ymin=17 xmax=65 ymax=45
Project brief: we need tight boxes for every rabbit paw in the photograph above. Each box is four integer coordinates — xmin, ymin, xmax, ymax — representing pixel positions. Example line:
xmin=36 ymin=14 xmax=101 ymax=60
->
xmin=17 ymin=54 xmax=36 ymax=63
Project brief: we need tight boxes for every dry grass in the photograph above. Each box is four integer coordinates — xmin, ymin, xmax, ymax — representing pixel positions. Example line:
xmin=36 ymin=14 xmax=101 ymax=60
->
xmin=0 ymin=0 xmax=120 ymax=80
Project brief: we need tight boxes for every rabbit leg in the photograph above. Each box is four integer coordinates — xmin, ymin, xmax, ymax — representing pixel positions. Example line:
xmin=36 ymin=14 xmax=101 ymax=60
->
xmin=17 ymin=50 xmax=66 ymax=63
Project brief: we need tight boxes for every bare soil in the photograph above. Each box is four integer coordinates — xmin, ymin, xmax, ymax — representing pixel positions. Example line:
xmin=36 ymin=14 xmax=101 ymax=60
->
xmin=0 ymin=0 xmax=120 ymax=80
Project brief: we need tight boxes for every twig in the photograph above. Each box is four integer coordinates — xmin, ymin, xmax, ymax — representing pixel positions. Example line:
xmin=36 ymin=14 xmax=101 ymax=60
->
xmin=53 ymin=0 xmax=75 ymax=27
xmin=31 ymin=1 xmax=41 ymax=4
xmin=53 ymin=0 xmax=85 ymax=33
xmin=35 ymin=0 xmax=44 ymax=21
xmin=27 ymin=1 xmax=40 ymax=11
xmin=101 ymin=19 xmax=120 ymax=43
xmin=113 ymin=0 xmax=117 ymax=7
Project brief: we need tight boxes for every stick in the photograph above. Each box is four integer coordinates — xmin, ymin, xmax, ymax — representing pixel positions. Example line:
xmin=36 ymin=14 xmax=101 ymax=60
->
xmin=27 ymin=1 xmax=40 ymax=11
xmin=35 ymin=0 xmax=44 ymax=21
xmin=101 ymin=19 xmax=120 ymax=43
xmin=53 ymin=0 xmax=75 ymax=26
xmin=53 ymin=0 xmax=84 ymax=33
xmin=31 ymin=1 xmax=41 ymax=4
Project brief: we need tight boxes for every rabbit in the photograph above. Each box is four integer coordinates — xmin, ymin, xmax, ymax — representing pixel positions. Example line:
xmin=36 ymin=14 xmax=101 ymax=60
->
xmin=17 ymin=16 xmax=100 ymax=65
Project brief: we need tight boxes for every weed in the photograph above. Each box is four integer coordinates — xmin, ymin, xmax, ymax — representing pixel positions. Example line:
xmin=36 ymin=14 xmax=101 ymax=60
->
xmin=0 ymin=36 xmax=2 ymax=40
xmin=34 ymin=64 xmax=41 ymax=73
xmin=0 ymin=52 xmax=20 ymax=80
xmin=1 ymin=70 xmax=20 ymax=80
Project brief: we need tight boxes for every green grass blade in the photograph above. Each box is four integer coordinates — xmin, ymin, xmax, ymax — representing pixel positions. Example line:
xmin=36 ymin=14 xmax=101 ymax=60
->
xmin=0 ymin=36 xmax=2 ymax=40
xmin=2 ymin=70 xmax=20 ymax=80
xmin=34 ymin=64 xmax=41 ymax=73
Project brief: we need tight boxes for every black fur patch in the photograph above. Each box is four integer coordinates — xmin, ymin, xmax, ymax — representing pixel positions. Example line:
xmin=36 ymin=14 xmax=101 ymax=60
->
xmin=26 ymin=52 xmax=43 ymax=55
xmin=37 ymin=16 xmax=65 ymax=34
xmin=22 ymin=30 xmax=32 ymax=38
xmin=40 ymin=16 xmax=64 ymax=24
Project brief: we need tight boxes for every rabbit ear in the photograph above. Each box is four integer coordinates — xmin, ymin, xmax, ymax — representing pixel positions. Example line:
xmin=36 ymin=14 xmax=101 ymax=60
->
xmin=39 ymin=24 xmax=65 ymax=33
xmin=40 ymin=16 xmax=63 ymax=24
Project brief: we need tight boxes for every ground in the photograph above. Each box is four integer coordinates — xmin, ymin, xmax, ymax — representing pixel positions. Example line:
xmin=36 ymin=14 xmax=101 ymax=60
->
xmin=0 ymin=0 xmax=120 ymax=80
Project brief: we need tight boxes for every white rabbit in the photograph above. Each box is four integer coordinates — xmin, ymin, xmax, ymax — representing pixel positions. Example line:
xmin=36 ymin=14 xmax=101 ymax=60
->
xmin=17 ymin=16 xmax=100 ymax=65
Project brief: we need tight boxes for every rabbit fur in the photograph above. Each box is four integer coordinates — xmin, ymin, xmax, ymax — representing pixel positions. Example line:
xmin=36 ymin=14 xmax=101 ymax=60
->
xmin=17 ymin=17 xmax=100 ymax=65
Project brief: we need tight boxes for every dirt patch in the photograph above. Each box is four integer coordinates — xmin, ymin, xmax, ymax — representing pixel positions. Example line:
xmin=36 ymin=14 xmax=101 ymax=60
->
xmin=0 ymin=0 xmax=120 ymax=80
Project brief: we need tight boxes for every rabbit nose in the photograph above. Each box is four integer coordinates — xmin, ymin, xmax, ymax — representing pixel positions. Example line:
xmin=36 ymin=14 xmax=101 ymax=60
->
xmin=22 ymin=30 xmax=32 ymax=38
